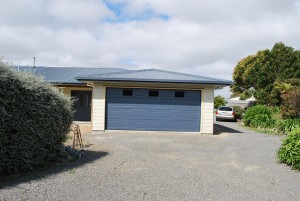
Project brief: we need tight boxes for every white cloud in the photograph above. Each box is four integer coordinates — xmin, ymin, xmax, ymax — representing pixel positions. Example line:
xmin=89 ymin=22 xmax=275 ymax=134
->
xmin=46 ymin=0 xmax=113 ymax=25
xmin=1 ymin=0 xmax=300 ymax=98
xmin=0 ymin=0 xmax=48 ymax=26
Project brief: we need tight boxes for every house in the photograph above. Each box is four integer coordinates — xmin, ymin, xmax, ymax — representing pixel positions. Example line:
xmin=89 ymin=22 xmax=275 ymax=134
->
xmin=15 ymin=66 xmax=231 ymax=134
xmin=227 ymin=96 xmax=256 ymax=109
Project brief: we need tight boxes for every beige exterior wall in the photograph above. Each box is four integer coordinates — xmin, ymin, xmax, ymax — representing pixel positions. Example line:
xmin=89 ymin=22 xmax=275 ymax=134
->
xmin=92 ymin=83 xmax=106 ymax=131
xmin=201 ymin=86 xmax=214 ymax=134
xmin=60 ymin=86 xmax=92 ymax=97
xmin=89 ymin=82 xmax=216 ymax=134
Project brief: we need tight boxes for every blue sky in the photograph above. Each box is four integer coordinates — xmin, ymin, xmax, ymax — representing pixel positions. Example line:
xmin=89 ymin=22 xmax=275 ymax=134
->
xmin=1 ymin=0 xmax=300 ymax=98
xmin=103 ymin=0 xmax=170 ymax=22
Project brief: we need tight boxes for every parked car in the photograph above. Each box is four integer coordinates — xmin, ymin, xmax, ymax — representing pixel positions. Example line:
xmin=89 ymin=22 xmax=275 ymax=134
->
xmin=216 ymin=106 xmax=237 ymax=121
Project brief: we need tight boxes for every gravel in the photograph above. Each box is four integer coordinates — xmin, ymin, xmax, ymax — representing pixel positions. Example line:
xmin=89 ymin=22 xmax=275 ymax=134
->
xmin=1 ymin=121 xmax=300 ymax=201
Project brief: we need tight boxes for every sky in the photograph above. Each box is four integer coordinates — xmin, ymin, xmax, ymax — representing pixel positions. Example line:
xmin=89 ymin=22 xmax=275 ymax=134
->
xmin=1 ymin=0 xmax=300 ymax=98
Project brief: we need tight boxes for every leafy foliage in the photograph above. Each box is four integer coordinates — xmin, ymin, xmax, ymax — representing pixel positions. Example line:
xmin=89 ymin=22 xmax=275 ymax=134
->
xmin=0 ymin=62 xmax=73 ymax=175
xmin=232 ymin=106 xmax=243 ymax=119
xmin=242 ymin=104 xmax=300 ymax=136
xmin=249 ymin=114 xmax=276 ymax=129
xmin=243 ymin=105 xmax=274 ymax=129
xmin=276 ymin=119 xmax=300 ymax=135
xmin=231 ymin=42 xmax=300 ymax=106
xmin=214 ymin=95 xmax=227 ymax=109
xmin=280 ymin=87 xmax=300 ymax=119
xmin=277 ymin=128 xmax=300 ymax=170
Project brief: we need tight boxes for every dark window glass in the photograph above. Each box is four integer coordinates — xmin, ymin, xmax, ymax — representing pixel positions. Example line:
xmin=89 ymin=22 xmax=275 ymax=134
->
xmin=218 ymin=107 xmax=233 ymax=111
xmin=123 ymin=89 xmax=133 ymax=96
xmin=149 ymin=90 xmax=159 ymax=97
xmin=80 ymin=94 xmax=88 ymax=108
xmin=175 ymin=91 xmax=185 ymax=98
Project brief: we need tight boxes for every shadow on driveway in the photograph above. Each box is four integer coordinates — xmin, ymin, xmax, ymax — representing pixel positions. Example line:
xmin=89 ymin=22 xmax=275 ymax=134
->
xmin=213 ymin=123 xmax=244 ymax=135
xmin=0 ymin=150 xmax=109 ymax=189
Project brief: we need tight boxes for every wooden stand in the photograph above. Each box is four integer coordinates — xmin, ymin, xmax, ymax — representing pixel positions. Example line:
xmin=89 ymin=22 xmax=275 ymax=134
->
xmin=71 ymin=124 xmax=83 ymax=148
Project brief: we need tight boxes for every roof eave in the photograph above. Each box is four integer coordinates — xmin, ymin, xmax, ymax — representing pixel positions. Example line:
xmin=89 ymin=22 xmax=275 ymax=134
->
xmin=51 ymin=82 xmax=88 ymax=85
xmin=76 ymin=78 xmax=232 ymax=86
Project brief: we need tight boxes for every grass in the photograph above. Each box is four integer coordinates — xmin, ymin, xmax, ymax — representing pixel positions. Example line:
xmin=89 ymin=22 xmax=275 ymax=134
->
xmin=238 ymin=122 xmax=282 ymax=136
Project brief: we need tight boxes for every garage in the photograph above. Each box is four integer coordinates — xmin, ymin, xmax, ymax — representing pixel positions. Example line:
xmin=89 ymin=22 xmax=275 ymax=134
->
xmin=106 ymin=88 xmax=201 ymax=132
xmin=76 ymin=68 xmax=231 ymax=133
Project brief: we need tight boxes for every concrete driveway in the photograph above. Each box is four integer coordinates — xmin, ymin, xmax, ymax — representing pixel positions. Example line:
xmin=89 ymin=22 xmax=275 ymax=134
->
xmin=1 ymin=122 xmax=300 ymax=201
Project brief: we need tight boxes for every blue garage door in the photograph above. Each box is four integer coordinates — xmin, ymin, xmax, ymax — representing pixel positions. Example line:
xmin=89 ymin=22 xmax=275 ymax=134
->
xmin=106 ymin=88 xmax=201 ymax=132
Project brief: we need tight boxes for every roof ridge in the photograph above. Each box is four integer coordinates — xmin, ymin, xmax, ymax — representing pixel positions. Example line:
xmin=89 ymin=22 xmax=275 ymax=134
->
xmin=76 ymin=68 xmax=230 ymax=82
xmin=79 ymin=68 xmax=153 ymax=78
xmin=102 ymin=68 xmax=149 ymax=75
xmin=146 ymin=68 xmax=226 ymax=81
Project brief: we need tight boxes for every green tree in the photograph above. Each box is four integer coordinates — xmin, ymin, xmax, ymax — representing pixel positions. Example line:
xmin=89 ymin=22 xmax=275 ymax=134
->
xmin=231 ymin=42 xmax=300 ymax=106
xmin=214 ymin=95 xmax=227 ymax=109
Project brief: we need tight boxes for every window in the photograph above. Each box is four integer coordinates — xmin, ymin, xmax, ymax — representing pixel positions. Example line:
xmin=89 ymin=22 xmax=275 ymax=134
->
xmin=218 ymin=107 xmax=233 ymax=111
xmin=123 ymin=89 xmax=133 ymax=96
xmin=79 ymin=94 xmax=89 ymax=108
xmin=175 ymin=91 xmax=185 ymax=98
xmin=149 ymin=90 xmax=159 ymax=97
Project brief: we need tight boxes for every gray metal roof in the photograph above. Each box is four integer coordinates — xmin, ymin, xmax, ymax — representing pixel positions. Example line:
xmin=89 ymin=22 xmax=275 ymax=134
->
xmin=14 ymin=66 xmax=126 ymax=84
xmin=76 ymin=68 xmax=232 ymax=85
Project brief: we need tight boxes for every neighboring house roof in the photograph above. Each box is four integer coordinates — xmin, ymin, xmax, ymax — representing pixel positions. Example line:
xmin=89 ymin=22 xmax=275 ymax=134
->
xmin=227 ymin=96 xmax=256 ymax=109
xmin=76 ymin=68 xmax=232 ymax=85
xmin=13 ymin=66 xmax=126 ymax=84
xmin=229 ymin=96 xmax=256 ymax=102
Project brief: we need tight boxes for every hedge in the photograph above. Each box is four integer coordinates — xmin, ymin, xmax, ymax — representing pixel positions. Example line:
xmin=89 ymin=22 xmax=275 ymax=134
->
xmin=0 ymin=62 xmax=73 ymax=175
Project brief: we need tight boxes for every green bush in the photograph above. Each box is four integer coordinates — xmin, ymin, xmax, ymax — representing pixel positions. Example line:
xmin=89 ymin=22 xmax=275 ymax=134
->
xmin=276 ymin=119 xmax=300 ymax=135
xmin=0 ymin=62 xmax=73 ymax=175
xmin=249 ymin=114 xmax=276 ymax=129
xmin=232 ymin=106 xmax=243 ymax=119
xmin=280 ymin=87 xmax=300 ymax=119
xmin=243 ymin=105 xmax=274 ymax=129
xmin=277 ymin=128 xmax=300 ymax=170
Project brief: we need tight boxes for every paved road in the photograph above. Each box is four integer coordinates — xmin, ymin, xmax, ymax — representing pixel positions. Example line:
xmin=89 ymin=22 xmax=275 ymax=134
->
xmin=1 ymin=122 xmax=299 ymax=201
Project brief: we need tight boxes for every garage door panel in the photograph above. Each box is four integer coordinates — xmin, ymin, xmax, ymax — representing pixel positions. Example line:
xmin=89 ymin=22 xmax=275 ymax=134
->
xmin=185 ymin=91 xmax=201 ymax=99
xmin=106 ymin=88 xmax=201 ymax=132
xmin=159 ymin=90 xmax=172 ymax=98
xmin=134 ymin=89 xmax=146 ymax=97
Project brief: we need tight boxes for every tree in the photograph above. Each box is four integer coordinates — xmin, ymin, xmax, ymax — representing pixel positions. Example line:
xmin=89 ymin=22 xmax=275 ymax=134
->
xmin=214 ymin=95 xmax=227 ymax=109
xmin=231 ymin=42 xmax=300 ymax=106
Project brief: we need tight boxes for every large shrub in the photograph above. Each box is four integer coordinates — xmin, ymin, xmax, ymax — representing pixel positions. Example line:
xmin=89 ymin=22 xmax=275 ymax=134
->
xmin=280 ymin=87 xmax=300 ymax=119
xmin=0 ymin=62 xmax=73 ymax=175
xmin=242 ymin=105 xmax=275 ymax=129
xmin=277 ymin=128 xmax=300 ymax=170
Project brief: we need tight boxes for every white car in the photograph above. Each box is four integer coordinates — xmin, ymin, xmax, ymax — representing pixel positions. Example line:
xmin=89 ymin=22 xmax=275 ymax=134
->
xmin=216 ymin=106 xmax=237 ymax=121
